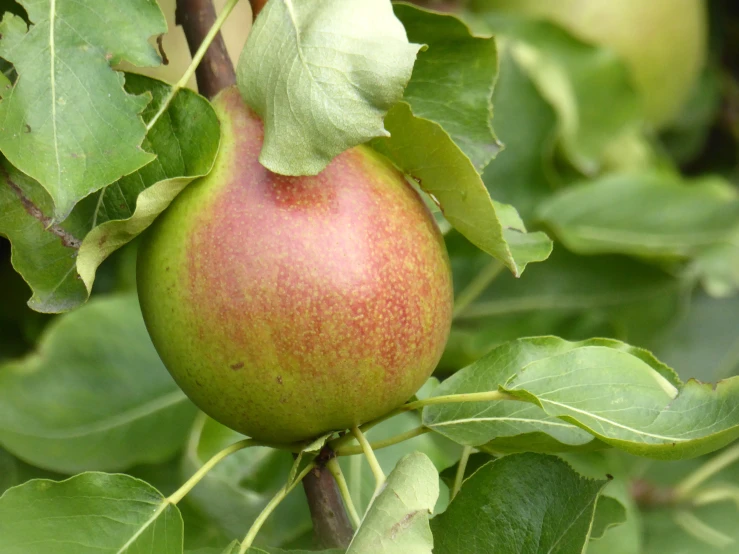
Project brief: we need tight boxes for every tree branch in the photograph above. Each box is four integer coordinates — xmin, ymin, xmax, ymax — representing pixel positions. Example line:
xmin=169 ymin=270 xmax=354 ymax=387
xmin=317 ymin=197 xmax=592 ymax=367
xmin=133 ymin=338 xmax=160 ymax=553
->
xmin=176 ymin=0 xmax=237 ymax=99
xmin=301 ymin=448 xmax=355 ymax=549
xmin=249 ymin=0 xmax=268 ymax=19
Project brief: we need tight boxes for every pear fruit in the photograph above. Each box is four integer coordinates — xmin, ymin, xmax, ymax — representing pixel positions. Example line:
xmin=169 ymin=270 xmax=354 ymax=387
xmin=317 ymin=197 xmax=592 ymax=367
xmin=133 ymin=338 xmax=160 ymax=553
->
xmin=137 ymin=87 xmax=454 ymax=443
xmin=482 ymin=0 xmax=707 ymax=128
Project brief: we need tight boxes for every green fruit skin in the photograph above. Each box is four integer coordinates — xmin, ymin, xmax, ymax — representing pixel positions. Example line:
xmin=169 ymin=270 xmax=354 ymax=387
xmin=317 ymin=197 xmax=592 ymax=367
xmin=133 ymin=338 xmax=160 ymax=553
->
xmin=483 ymin=0 xmax=707 ymax=128
xmin=137 ymin=87 xmax=454 ymax=443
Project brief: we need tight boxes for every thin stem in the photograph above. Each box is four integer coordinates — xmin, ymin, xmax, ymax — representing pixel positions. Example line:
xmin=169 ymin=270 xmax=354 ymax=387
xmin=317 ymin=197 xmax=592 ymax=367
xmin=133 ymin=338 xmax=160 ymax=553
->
xmin=674 ymin=443 xmax=739 ymax=500
xmin=168 ymin=438 xmax=257 ymax=504
xmin=452 ymin=259 xmax=504 ymax=319
xmin=673 ymin=510 xmax=735 ymax=548
xmin=352 ymin=426 xmax=385 ymax=495
xmin=91 ymin=188 xmax=105 ymax=229
xmin=691 ymin=485 xmax=739 ymax=509
xmin=330 ymin=390 xmax=513 ymax=453
xmin=452 ymin=446 xmax=472 ymax=500
xmin=147 ymin=0 xmax=241 ymax=131
xmin=326 ymin=458 xmax=361 ymax=528
xmin=349 ymin=454 xmax=362 ymax=511
xmin=336 ymin=426 xmax=430 ymax=456
xmin=239 ymin=462 xmax=316 ymax=553
xmin=406 ymin=390 xmax=513 ymax=411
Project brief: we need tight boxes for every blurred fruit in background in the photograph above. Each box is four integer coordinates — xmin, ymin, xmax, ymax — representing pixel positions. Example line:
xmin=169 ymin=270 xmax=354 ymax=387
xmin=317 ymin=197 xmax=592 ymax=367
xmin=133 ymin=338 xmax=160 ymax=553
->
xmin=473 ymin=0 xmax=707 ymax=128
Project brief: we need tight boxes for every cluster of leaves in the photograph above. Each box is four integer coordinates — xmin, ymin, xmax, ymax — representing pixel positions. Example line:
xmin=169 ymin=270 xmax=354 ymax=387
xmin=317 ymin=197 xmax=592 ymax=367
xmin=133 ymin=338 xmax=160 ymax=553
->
xmin=0 ymin=0 xmax=738 ymax=553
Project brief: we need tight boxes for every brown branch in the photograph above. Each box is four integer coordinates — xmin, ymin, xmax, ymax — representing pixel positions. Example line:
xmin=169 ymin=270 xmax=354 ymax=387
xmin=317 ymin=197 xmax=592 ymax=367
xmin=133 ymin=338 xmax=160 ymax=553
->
xmin=630 ymin=479 xmax=676 ymax=509
xmin=249 ymin=0 xmax=269 ymax=19
xmin=300 ymin=448 xmax=355 ymax=549
xmin=175 ymin=0 xmax=236 ymax=99
xmin=0 ymin=165 xmax=80 ymax=249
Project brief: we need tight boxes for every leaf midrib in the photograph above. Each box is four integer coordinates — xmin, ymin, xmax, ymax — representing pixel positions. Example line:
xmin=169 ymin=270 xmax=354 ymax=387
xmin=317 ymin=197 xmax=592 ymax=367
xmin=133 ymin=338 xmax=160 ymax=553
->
xmin=0 ymin=389 xmax=188 ymax=439
xmin=49 ymin=0 xmax=62 ymax=192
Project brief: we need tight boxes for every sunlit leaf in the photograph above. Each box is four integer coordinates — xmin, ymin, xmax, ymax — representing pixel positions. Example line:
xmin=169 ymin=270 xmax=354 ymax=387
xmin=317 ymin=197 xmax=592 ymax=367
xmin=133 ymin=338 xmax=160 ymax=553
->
xmin=0 ymin=0 xmax=166 ymax=219
xmin=499 ymin=341 xmax=739 ymax=459
xmin=394 ymin=3 xmax=500 ymax=172
xmin=347 ymin=452 xmax=439 ymax=554
xmin=373 ymin=102 xmax=552 ymax=276
xmin=237 ymin=0 xmax=419 ymax=175
xmin=76 ymin=74 xmax=220 ymax=293
xmin=0 ymin=74 xmax=219 ymax=313
xmin=426 ymin=337 xmax=678 ymax=453
xmin=338 ymin=409 xmax=458 ymax=515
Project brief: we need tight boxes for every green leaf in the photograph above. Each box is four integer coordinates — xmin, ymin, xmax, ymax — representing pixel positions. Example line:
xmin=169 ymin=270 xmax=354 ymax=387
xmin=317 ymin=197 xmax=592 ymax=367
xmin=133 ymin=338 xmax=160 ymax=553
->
xmin=393 ymin=3 xmax=500 ymax=172
xmin=186 ymin=542 xmax=239 ymax=554
xmin=372 ymin=101 xmax=552 ymax=276
xmin=347 ymin=452 xmax=439 ymax=554
xmin=0 ymin=74 xmax=220 ymax=313
xmin=441 ymin=241 xmax=687 ymax=372
xmin=688 ymin=237 xmax=739 ymax=298
xmin=339 ymin=409 xmax=458 ymax=515
xmin=431 ymin=453 xmax=608 ymax=553
xmin=0 ymin=1 xmax=167 ymax=220
xmin=0 ymin=445 xmax=62 ymax=496
xmin=649 ymin=292 xmax=739 ymax=382
xmin=0 ymin=294 xmax=197 ymax=473
xmin=485 ymin=15 xmax=642 ymax=173
xmin=180 ymin=415 xmax=312 ymax=547
xmin=76 ymin=74 xmax=220 ymax=293
xmin=427 ymin=337 xmax=664 ymax=453
xmin=538 ymin=173 xmax=739 ymax=259
xmin=0 ymin=472 xmax=182 ymax=553
xmin=451 ymin=242 xmax=684 ymax=325
xmin=481 ymin=49 xmax=557 ymax=222
xmin=559 ymin=450 xmax=641 ymax=554
xmin=0 ymin=160 xmax=90 ymax=312
xmin=0 ymin=67 xmax=10 ymax=89
xmin=237 ymin=0 xmax=419 ymax=175
xmin=0 ymin=447 xmax=17 ymax=495
xmin=486 ymin=338 xmax=739 ymax=459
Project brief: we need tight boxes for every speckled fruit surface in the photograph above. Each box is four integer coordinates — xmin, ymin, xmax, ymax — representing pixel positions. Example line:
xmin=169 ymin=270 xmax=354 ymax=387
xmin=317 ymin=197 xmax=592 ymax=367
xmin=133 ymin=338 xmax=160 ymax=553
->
xmin=137 ymin=87 xmax=454 ymax=443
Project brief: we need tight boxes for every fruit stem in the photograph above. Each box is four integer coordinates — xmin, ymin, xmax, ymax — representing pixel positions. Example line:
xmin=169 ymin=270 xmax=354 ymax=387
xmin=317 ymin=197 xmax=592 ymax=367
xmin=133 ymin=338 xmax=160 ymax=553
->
xmin=239 ymin=462 xmax=316 ymax=553
xmin=451 ymin=445 xmax=472 ymax=500
xmin=674 ymin=443 xmax=739 ymax=500
xmin=349 ymin=454 xmax=362 ymax=513
xmin=301 ymin=457 xmax=356 ymax=549
xmin=335 ymin=426 xmax=430 ymax=456
xmin=147 ymin=0 xmax=241 ymax=131
xmin=452 ymin=259 xmax=504 ymax=319
xmin=352 ymin=426 xmax=386 ymax=496
xmin=672 ymin=510 xmax=735 ymax=549
xmin=167 ymin=437 xmax=259 ymax=504
xmin=330 ymin=390 xmax=512 ymax=453
xmin=326 ymin=458 xmax=362 ymax=528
